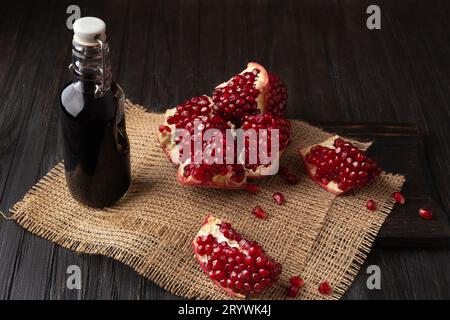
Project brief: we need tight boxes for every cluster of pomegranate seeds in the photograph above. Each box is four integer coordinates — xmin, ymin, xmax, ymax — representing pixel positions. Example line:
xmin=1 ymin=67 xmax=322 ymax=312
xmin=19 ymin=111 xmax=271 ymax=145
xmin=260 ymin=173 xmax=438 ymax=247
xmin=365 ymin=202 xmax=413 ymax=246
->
xmin=194 ymin=216 xmax=282 ymax=298
xmin=318 ymin=281 xmax=332 ymax=295
xmin=240 ymin=113 xmax=291 ymax=171
xmin=266 ymin=73 xmax=288 ymax=118
xmin=286 ymin=275 xmax=305 ymax=298
xmin=366 ymin=199 xmax=377 ymax=211
xmin=304 ymin=137 xmax=381 ymax=194
xmin=252 ymin=206 xmax=267 ymax=219
xmin=419 ymin=208 xmax=433 ymax=220
xmin=272 ymin=192 xmax=285 ymax=205
xmin=392 ymin=192 xmax=405 ymax=205
xmin=212 ymin=68 xmax=262 ymax=122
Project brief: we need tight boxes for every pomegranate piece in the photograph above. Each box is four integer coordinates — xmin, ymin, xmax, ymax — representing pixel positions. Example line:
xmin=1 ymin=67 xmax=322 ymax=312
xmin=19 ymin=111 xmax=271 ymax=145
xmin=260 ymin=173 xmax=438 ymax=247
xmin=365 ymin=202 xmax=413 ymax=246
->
xmin=318 ymin=281 xmax=332 ymax=295
xmin=299 ymin=136 xmax=381 ymax=195
xmin=419 ymin=208 xmax=433 ymax=220
xmin=193 ymin=215 xmax=282 ymax=298
xmin=392 ymin=192 xmax=405 ymax=205
xmin=366 ymin=199 xmax=377 ymax=211
xmin=252 ymin=206 xmax=267 ymax=219
xmin=272 ymin=192 xmax=285 ymax=205
xmin=289 ymin=276 xmax=305 ymax=288
xmin=286 ymin=286 xmax=299 ymax=298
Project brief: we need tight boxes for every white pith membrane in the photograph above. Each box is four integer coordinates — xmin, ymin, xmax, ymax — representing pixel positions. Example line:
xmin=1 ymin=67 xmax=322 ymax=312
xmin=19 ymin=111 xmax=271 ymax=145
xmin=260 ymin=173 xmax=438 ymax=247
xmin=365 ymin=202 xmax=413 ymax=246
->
xmin=299 ymin=135 xmax=342 ymax=194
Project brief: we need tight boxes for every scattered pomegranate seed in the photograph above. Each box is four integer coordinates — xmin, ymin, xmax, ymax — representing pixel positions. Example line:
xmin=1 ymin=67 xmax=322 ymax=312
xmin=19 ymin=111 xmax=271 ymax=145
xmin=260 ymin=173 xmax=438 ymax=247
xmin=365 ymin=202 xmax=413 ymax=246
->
xmin=252 ymin=206 xmax=267 ymax=219
xmin=392 ymin=192 xmax=405 ymax=205
xmin=272 ymin=192 xmax=285 ymax=205
xmin=419 ymin=208 xmax=433 ymax=220
xmin=278 ymin=165 xmax=289 ymax=176
xmin=245 ymin=183 xmax=261 ymax=194
xmin=366 ymin=199 xmax=377 ymax=211
xmin=318 ymin=281 xmax=332 ymax=295
xmin=289 ymin=276 xmax=305 ymax=288
xmin=286 ymin=286 xmax=300 ymax=298
xmin=286 ymin=173 xmax=299 ymax=185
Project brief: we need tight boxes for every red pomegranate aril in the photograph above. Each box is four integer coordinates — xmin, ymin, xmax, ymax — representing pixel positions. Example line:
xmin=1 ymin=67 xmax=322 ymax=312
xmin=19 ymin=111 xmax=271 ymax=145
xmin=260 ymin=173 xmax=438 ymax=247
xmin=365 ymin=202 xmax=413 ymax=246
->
xmin=245 ymin=183 xmax=261 ymax=194
xmin=193 ymin=215 xmax=282 ymax=298
xmin=419 ymin=208 xmax=433 ymax=220
xmin=272 ymin=192 xmax=285 ymax=205
xmin=252 ymin=206 xmax=267 ymax=219
xmin=286 ymin=173 xmax=299 ymax=185
xmin=392 ymin=192 xmax=405 ymax=205
xmin=366 ymin=199 xmax=377 ymax=211
xmin=318 ymin=281 xmax=332 ymax=295
xmin=290 ymin=276 xmax=305 ymax=288
xmin=287 ymin=286 xmax=300 ymax=298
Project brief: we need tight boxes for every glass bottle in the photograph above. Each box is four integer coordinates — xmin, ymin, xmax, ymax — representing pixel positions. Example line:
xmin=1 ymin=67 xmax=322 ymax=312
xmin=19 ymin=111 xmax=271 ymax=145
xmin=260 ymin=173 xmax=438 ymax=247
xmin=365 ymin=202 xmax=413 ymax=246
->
xmin=60 ymin=17 xmax=131 ymax=208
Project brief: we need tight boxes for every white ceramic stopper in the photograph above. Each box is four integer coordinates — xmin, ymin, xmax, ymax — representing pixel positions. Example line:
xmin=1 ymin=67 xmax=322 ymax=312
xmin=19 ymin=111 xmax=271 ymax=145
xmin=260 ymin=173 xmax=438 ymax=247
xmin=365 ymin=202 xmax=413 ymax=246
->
xmin=73 ymin=17 xmax=106 ymax=46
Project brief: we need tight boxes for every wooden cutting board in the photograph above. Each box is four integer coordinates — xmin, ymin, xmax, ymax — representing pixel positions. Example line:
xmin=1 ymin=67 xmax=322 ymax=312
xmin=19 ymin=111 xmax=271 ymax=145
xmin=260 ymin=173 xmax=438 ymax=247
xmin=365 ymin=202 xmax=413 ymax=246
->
xmin=318 ymin=123 xmax=450 ymax=248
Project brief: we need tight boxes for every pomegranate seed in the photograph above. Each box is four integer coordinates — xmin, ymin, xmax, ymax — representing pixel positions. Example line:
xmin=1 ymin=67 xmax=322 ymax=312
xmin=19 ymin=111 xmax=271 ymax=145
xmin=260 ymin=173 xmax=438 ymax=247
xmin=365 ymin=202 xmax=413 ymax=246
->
xmin=286 ymin=286 xmax=299 ymax=298
xmin=252 ymin=206 xmax=267 ymax=219
xmin=318 ymin=281 xmax=332 ymax=295
xmin=245 ymin=183 xmax=261 ymax=194
xmin=419 ymin=208 xmax=432 ymax=220
xmin=366 ymin=199 xmax=377 ymax=211
xmin=392 ymin=192 xmax=405 ymax=205
xmin=272 ymin=192 xmax=285 ymax=205
xmin=289 ymin=276 xmax=305 ymax=288
xmin=286 ymin=173 xmax=298 ymax=185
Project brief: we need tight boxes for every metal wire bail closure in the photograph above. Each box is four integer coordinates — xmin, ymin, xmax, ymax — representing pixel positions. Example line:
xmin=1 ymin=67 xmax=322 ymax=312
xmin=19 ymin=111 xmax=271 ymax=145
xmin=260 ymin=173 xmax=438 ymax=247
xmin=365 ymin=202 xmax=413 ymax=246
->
xmin=95 ymin=36 xmax=107 ymax=98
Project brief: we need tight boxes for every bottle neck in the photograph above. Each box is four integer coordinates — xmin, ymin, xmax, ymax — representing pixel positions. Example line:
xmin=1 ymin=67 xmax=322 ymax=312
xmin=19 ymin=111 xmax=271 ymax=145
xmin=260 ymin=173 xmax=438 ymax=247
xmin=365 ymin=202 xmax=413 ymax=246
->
xmin=69 ymin=39 xmax=112 ymax=97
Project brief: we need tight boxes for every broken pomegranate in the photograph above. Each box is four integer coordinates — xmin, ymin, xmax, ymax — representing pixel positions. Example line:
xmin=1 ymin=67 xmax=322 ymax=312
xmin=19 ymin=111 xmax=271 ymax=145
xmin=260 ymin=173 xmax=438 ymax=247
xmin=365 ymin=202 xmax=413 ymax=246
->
xmin=158 ymin=63 xmax=290 ymax=189
xmin=318 ymin=281 xmax=332 ymax=295
xmin=419 ymin=208 xmax=433 ymax=220
xmin=299 ymin=136 xmax=381 ymax=195
xmin=366 ymin=199 xmax=377 ymax=211
xmin=193 ymin=215 xmax=282 ymax=298
xmin=392 ymin=192 xmax=405 ymax=205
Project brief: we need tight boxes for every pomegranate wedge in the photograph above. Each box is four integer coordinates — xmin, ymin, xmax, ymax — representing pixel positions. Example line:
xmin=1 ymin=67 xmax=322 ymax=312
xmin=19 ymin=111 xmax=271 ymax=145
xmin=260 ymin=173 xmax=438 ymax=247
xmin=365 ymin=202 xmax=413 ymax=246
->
xmin=193 ymin=215 xmax=282 ymax=298
xmin=299 ymin=136 xmax=381 ymax=195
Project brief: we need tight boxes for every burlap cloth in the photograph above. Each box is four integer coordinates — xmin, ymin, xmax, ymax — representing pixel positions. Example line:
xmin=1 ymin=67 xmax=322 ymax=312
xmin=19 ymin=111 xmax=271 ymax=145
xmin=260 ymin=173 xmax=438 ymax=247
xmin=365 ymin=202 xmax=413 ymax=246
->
xmin=9 ymin=101 xmax=404 ymax=300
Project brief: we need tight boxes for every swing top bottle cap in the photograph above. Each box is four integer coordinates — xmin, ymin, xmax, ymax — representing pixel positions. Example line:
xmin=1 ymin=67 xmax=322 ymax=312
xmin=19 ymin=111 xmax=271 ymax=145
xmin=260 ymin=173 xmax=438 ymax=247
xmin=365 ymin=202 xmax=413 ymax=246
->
xmin=73 ymin=17 xmax=106 ymax=45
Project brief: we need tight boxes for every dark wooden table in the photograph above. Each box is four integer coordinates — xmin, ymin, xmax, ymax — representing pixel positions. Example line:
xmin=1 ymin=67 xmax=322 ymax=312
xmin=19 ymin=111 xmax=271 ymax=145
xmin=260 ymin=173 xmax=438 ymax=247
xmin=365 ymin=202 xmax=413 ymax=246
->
xmin=0 ymin=0 xmax=449 ymax=299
